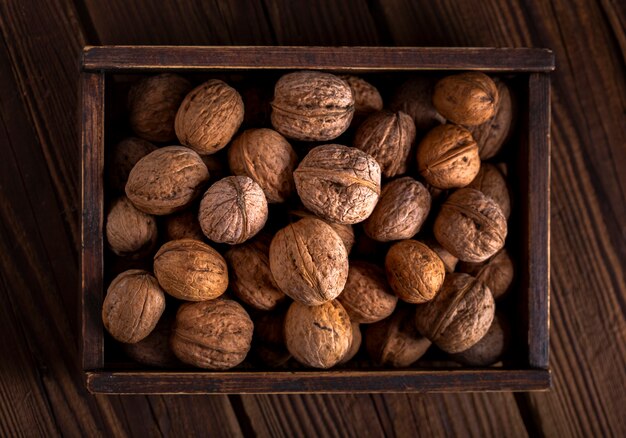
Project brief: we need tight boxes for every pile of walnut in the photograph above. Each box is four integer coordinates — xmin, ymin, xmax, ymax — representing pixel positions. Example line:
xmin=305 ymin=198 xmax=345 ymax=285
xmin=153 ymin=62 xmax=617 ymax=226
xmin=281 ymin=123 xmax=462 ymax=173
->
xmin=103 ymin=70 xmax=515 ymax=371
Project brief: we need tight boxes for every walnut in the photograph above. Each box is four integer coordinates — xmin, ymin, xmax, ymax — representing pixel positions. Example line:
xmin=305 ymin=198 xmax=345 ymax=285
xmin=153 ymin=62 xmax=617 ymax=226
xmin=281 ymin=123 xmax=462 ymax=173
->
xmin=162 ymin=208 xmax=204 ymax=241
xmin=171 ymin=299 xmax=253 ymax=370
xmin=433 ymin=72 xmax=499 ymax=126
xmin=289 ymin=209 xmax=355 ymax=253
xmin=338 ymin=261 xmax=398 ymax=323
xmin=458 ymin=249 xmax=514 ymax=300
xmin=284 ymin=300 xmax=352 ymax=369
xmin=198 ymin=176 xmax=268 ymax=244
xmin=175 ymin=79 xmax=244 ymax=155
xmin=225 ymin=235 xmax=286 ymax=311
xmin=228 ymin=128 xmax=298 ymax=203
xmin=271 ymin=71 xmax=354 ymax=141
xmin=469 ymin=79 xmax=514 ymax=159
xmin=123 ymin=313 xmax=180 ymax=367
xmin=424 ymin=238 xmax=458 ymax=273
xmin=102 ymin=270 xmax=166 ymax=343
xmin=340 ymin=75 xmax=383 ymax=125
xmin=414 ymin=273 xmax=495 ymax=353
xmin=339 ymin=322 xmax=362 ymax=364
xmin=269 ymin=217 xmax=348 ymax=306
xmin=434 ymin=188 xmax=507 ymax=263
xmin=365 ymin=305 xmax=431 ymax=367
xmin=467 ymin=163 xmax=511 ymax=219
xmin=451 ymin=312 xmax=510 ymax=366
xmin=125 ymin=146 xmax=209 ymax=215
xmin=385 ymin=240 xmax=445 ymax=304
xmin=363 ymin=177 xmax=431 ymax=242
xmin=353 ymin=110 xmax=416 ymax=178
xmin=128 ymin=74 xmax=192 ymax=142
xmin=389 ymin=76 xmax=446 ymax=131
xmin=107 ymin=137 xmax=157 ymax=192
xmin=417 ymin=124 xmax=481 ymax=189
xmin=106 ymin=196 xmax=157 ymax=257
xmin=293 ymin=144 xmax=381 ymax=224
xmin=153 ymin=239 xmax=228 ymax=301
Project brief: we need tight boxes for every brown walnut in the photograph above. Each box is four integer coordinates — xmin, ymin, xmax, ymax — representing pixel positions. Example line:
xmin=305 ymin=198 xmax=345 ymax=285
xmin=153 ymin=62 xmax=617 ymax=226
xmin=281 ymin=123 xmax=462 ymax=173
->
xmin=385 ymin=240 xmax=445 ymax=304
xmin=102 ymin=270 xmax=166 ymax=343
xmin=433 ymin=72 xmax=499 ymax=126
xmin=128 ymin=74 xmax=192 ymax=142
xmin=353 ymin=110 xmax=416 ymax=178
xmin=271 ymin=71 xmax=354 ymax=141
xmin=425 ymin=238 xmax=458 ymax=273
xmin=340 ymin=322 xmax=362 ymax=364
xmin=340 ymin=75 xmax=383 ymax=125
xmin=107 ymin=137 xmax=157 ymax=192
xmin=269 ymin=217 xmax=348 ymax=306
xmin=171 ymin=299 xmax=253 ymax=370
xmin=389 ymin=76 xmax=446 ymax=131
xmin=417 ymin=124 xmax=481 ymax=189
xmin=467 ymin=163 xmax=511 ymax=219
xmin=293 ymin=144 xmax=381 ymax=224
xmin=106 ymin=196 xmax=158 ymax=257
xmin=458 ymin=249 xmax=514 ymax=300
xmin=364 ymin=177 xmax=431 ymax=242
xmin=451 ymin=312 xmax=510 ymax=366
xmin=175 ymin=79 xmax=244 ymax=155
xmin=434 ymin=188 xmax=507 ymax=263
xmin=153 ymin=239 xmax=228 ymax=301
xmin=123 ymin=313 xmax=180 ymax=367
xmin=284 ymin=300 xmax=352 ymax=369
xmin=163 ymin=208 xmax=205 ymax=241
xmin=125 ymin=146 xmax=209 ymax=215
xmin=198 ymin=176 xmax=268 ymax=245
xmin=414 ymin=273 xmax=495 ymax=353
xmin=228 ymin=128 xmax=298 ymax=203
xmin=289 ymin=209 xmax=355 ymax=253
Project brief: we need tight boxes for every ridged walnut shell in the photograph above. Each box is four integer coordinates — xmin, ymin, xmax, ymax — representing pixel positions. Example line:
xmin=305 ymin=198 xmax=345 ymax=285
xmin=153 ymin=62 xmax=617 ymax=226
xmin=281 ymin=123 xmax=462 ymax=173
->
xmin=171 ymin=299 xmax=253 ymax=370
xmin=417 ymin=124 xmax=481 ymax=189
xmin=458 ymin=249 xmax=514 ymax=300
xmin=469 ymin=79 xmax=514 ymax=159
xmin=415 ymin=273 xmax=495 ymax=353
xmin=125 ymin=146 xmax=209 ymax=215
xmin=225 ymin=236 xmax=286 ymax=311
xmin=128 ymin=74 xmax=192 ymax=142
xmin=163 ymin=209 xmax=205 ymax=241
xmin=228 ymin=128 xmax=298 ymax=203
xmin=385 ymin=240 xmax=445 ymax=304
xmin=175 ymin=79 xmax=244 ymax=155
xmin=102 ymin=270 xmax=166 ymax=343
xmin=107 ymin=137 xmax=157 ymax=192
xmin=340 ymin=75 xmax=383 ymax=124
xmin=289 ymin=209 xmax=355 ymax=253
xmin=339 ymin=322 xmax=362 ymax=364
xmin=123 ymin=313 xmax=180 ymax=367
xmin=198 ymin=176 xmax=268 ymax=245
xmin=293 ymin=144 xmax=381 ymax=224
xmin=451 ymin=312 xmax=510 ymax=366
xmin=284 ymin=300 xmax=352 ymax=369
xmin=271 ymin=71 xmax=354 ymax=141
xmin=106 ymin=196 xmax=158 ymax=257
xmin=153 ymin=239 xmax=228 ymax=301
xmin=434 ymin=188 xmax=507 ymax=263
xmin=467 ymin=163 xmax=511 ymax=219
xmin=338 ymin=261 xmax=398 ymax=324
xmin=433 ymin=72 xmax=499 ymax=126
xmin=364 ymin=177 xmax=431 ymax=242
xmin=353 ymin=110 xmax=416 ymax=178
xmin=389 ymin=76 xmax=446 ymax=131
xmin=269 ymin=217 xmax=348 ymax=306
xmin=365 ymin=305 xmax=431 ymax=367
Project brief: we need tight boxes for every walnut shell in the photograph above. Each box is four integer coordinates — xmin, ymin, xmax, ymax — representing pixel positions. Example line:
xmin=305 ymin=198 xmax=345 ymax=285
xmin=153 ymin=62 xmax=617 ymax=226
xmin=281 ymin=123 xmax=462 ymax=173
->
xmin=414 ymin=273 xmax=495 ymax=353
xmin=365 ymin=305 xmax=431 ymax=367
xmin=434 ymin=188 xmax=507 ymax=263
xmin=153 ymin=239 xmax=228 ymax=301
xmin=102 ymin=270 xmax=166 ymax=343
xmin=451 ymin=312 xmax=510 ymax=366
xmin=163 ymin=209 xmax=204 ymax=241
xmin=458 ymin=249 xmax=514 ymax=300
xmin=228 ymin=128 xmax=298 ymax=203
xmin=469 ymin=79 xmax=514 ymax=159
xmin=385 ymin=240 xmax=445 ymax=304
xmin=198 ymin=176 xmax=268 ymax=245
xmin=269 ymin=217 xmax=348 ymax=306
xmin=353 ymin=110 xmax=416 ymax=178
xmin=425 ymin=238 xmax=458 ymax=273
xmin=107 ymin=137 xmax=158 ymax=192
xmin=123 ymin=313 xmax=180 ymax=367
xmin=225 ymin=236 xmax=286 ymax=311
xmin=417 ymin=124 xmax=481 ymax=189
xmin=125 ymin=146 xmax=209 ymax=215
xmin=128 ymin=74 xmax=192 ymax=142
xmin=338 ymin=261 xmax=398 ymax=324
xmin=433 ymin=72 xmax=499 ymax=126
xmin=106 ymin=196 xmax=158 ymax=257
xmin=289 ymin=209 xmax=355 ymax=253
xmin=389 ymin=76 xmax=446 ymax=131
xmin=363 ymin=177 xmax=431 ymax=242
xmin=171 ymin=299 xmax=253 ymax=369
xmin=340 ymin=322 xmax=362 ymax=364
xmin=175 ymin=79 xmax=244 ymax=155
xmin=271 ymin=71 xmax=354 ymax=141
xmin=467 ymin=163 xmax=511 ymax=219
xmin=284 ymin=300 xmax=352 ymax=369
xmin=293 ymin=144 xmax=381 ymax=224
xmin=340 ymin=75 xmax=383 ymax=124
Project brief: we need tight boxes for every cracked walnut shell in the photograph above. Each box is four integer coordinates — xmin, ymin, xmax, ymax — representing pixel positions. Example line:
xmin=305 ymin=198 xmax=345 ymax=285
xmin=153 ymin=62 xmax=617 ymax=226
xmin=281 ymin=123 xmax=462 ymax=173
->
xmin=433 ymin=72 xmax=499 ymax=126
xmin=106 ymin=196 xmax=158 ymax=258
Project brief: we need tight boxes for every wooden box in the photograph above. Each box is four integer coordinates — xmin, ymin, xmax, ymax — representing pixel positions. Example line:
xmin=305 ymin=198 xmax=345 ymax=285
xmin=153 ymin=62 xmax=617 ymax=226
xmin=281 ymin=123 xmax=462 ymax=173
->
xmin=81 ymin=46 xmax=553 ymax=394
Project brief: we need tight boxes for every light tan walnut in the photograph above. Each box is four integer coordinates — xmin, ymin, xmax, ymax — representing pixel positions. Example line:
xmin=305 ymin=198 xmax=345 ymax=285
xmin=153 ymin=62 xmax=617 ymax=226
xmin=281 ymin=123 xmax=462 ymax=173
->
xmin=433 ymin=72 xmax=499 ymax=126
xmin=106 ymin=196 xmax=157 ymax=258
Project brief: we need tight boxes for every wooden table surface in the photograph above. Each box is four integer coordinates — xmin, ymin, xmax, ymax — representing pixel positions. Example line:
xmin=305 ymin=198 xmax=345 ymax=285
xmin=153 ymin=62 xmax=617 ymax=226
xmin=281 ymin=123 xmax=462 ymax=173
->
xmin=0 ymin=0 xmax=624 ymax=436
